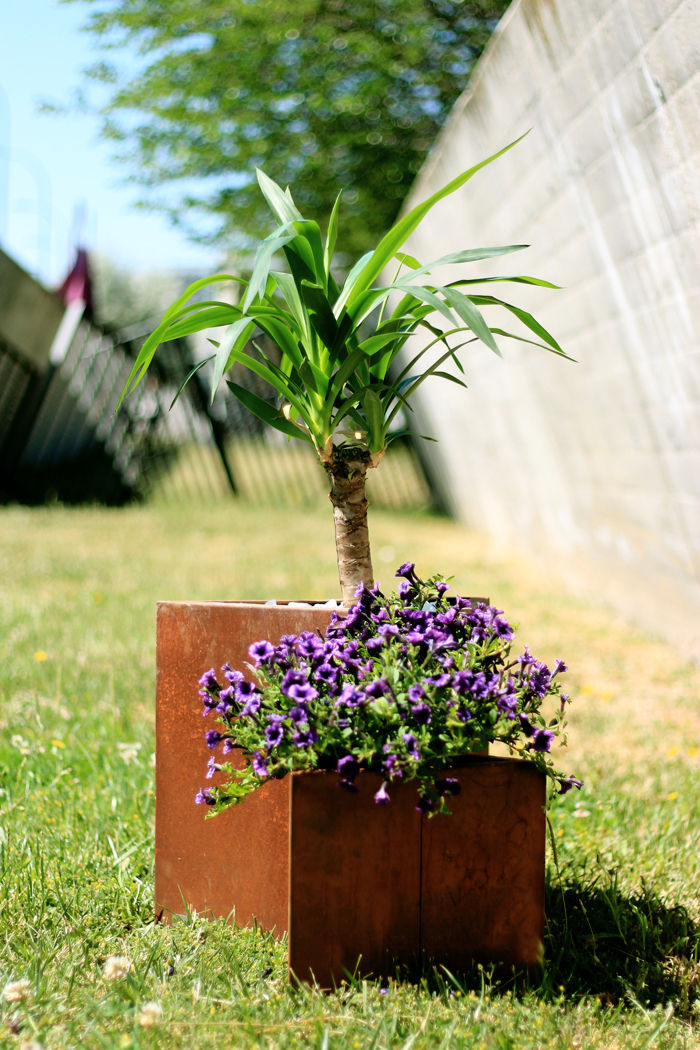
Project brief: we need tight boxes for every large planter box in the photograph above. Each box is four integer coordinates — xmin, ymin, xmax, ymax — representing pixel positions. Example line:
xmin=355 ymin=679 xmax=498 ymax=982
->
xmin=156 ymin=601 xmax=546 ymax=986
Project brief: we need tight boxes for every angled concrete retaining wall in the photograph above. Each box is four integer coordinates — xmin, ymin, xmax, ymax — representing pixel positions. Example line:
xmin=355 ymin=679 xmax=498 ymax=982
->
xmin=403 ymin=0 xmax=700 ymax=655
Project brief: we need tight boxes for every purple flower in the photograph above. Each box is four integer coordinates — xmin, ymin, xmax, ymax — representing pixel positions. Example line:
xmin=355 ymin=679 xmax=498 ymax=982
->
xmin=287 ymin=682 xmax=318 ymax=703
xmin=558 ymin=775 xmax=583 ymax=795
xmin=252 ymin=752 xmax=269 ymax=778
xmin=407 ymin=684 xmax=425 ymax=703
xmin=337 ymin=755 xmax=359 ymax=781
xmin=396 ymin=562 xmax=416 ymax=580
xmin=374 ymin=782 xmax=391 ymax=805
xmin=195 ymin=788 xmax=216 ymax=806
xmin=335 ymin=684 xmax=364 ymax=708
xmin=398 ymin=580 xmax=412 ymax=599
xmin=248 ymin=640 xmax=276 ymax=666
xmin=410 ymin=702 xmax=432 ymax=725
xmin=205 ymin=729 xmax=224 ymax=750
xmin=426 ymin=673 xmax=451 ymax=689
xmin=293 ymin=727 xmax=317 ymax=748
xmin=265 ymin=715 xmax=285 ymax=748
xmin=205 ymin=755 xmax=218 ymax=779
xmin=198 ymin=668 xmax=220 ymax=692
xmin=402 ymin=733 xmax=421 ymax=761
xmin=552 ymin=659 xmax=568 ymax=677
xmin=364 ymin=678 xmax=390 ymax=699
xmin=289 ymin=705 xmax=309 ymax=725
xmin=436 ymin=581 xmax=449 ymax=597
xmin=216 ymin=685 xmax=236 ymax=715
xmin=222 ymin=662 xmax=244 ymax=685
xmin=416 ymin=794 xmax=436 ymax=814
xmin=519 ymin=713 xmax=535 ymax=737
xmin=241 ymin=692 xmax=262 ymax=717
xmin=383 ymin=752 xmax=403 ymax=779
xmin=531 ymin=728 xmax=555 ymax=753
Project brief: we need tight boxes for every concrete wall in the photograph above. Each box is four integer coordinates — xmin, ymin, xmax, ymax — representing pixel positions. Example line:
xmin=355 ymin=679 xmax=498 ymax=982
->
xmin=402 ymin=0 xmax=700 ymax=654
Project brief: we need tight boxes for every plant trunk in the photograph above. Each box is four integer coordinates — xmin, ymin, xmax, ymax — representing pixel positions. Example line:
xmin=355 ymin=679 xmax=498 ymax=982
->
xmin=325 ymin=447 xmax=374 ymax=606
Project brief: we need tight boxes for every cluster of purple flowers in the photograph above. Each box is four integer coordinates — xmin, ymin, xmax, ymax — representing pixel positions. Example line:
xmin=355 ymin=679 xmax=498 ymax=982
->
xmin=195 ymin=564 xmax=581 ymax=814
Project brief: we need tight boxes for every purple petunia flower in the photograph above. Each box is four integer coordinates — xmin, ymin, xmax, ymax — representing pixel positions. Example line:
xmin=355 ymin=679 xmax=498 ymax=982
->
xmin=198 ymin=668 xmax=220 ymax=691
xmin=241 ymin=693 xmax=262 ymax=717
xmin=402 ymin=733 xmax=421 ymax=761
xmin=216 ymin=685 xmax=236 ymax=714
xmin=287 ymin=682 xmax=319 ymax=703
xmin=552 ymin=659 xmax=568 ymax=677
xmin=364 ymin=678 xmax=390 ymax=699
xmin=248 ymin=640 xmax=276 ymax=666
xmin=337 ymin=755 xmax=359 ymax=781
xmin=293 ymin=727 xmax=317 ymax=748
xmin=222 ymin=662 xmax=244 ymax=685
xmin=374 ymin=782 xmax=391 ymax=805
xmin=265 ymin=715 xmax=285 ymax=748
xmin=252 ymin=752 xmax=269 ymax=778
xmin=195 ymin=788 xmax=216 ymax=806
xmin=415 ymin=794 xmax=436 ymax=814
xmin=410 ymin=702 xmax=432 ymax=725
xmin=531 ymin=728 xmax=555 ymax=752
xmin=407 ymin=684 xmax=425 ymax=703
xmin=558 ymin=775 xmax=583 ymax=795
xmin=396 ymin=562 xmax=416 ymax=580
xmin=519 ymin=713 xmax=535 ymax=737
xmin=205 ymin=729 xmax=224 ymax=750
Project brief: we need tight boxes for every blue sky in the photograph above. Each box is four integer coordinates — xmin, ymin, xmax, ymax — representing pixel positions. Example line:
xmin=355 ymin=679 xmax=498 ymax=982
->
xmin=0 ymin=0 xmax=220 ymax=286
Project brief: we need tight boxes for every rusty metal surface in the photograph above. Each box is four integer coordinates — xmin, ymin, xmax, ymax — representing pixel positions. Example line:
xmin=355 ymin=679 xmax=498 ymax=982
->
xmin=155 ymin=601 xmax=332 ymax=931
xmin=288 ymin=770 xmax=422 ymax=987
xmin=287 ymin=761 xmax=545 ymax=987
xmin=421 ymin=758 xmax=546 ymax=970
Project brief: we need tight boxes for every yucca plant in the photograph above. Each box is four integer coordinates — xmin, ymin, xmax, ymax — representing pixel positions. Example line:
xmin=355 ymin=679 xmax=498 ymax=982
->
xmin=120 ymin=135 xmax=568 ymax=604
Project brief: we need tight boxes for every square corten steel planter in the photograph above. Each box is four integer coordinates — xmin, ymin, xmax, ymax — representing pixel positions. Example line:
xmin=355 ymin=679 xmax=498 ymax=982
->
xmin=156 ymin=600 xmax=546 ymax=987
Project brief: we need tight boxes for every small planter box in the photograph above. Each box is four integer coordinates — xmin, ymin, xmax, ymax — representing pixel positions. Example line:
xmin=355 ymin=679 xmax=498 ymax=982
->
xmin=156 ymin=601 xmax=546 ymax=986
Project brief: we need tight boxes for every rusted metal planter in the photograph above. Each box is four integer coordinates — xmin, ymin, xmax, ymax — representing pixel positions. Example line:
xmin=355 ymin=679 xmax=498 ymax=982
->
xmin=156 ymin=600 xmax=546 ymax=987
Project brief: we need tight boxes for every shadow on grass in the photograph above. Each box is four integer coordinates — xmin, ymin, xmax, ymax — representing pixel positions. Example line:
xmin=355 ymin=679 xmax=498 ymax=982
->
xmin=542 ymin=870 xmax=700 ymax=1016
xmin=409 ymin=872 xmax=700 ymax=1020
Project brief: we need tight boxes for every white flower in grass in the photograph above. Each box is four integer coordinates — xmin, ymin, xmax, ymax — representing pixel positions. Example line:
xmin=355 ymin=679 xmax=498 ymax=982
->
xmin=103 ymin=955 xmax=132 ymax=980
xmin=137 ymin=1001 xmax=163 ymax=1027
xmin=117 ymin=741 xmax=142 ymax=764
xmin=3 ymin=978 xmax=31 ymax=1003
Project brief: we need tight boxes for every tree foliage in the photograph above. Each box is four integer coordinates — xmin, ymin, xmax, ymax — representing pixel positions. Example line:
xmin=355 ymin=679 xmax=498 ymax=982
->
xmin=69 ymin=0 xmax=510 ymax=260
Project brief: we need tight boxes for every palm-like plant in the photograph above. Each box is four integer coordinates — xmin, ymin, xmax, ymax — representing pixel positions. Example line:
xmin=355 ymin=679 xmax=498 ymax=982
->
xmin=121 ymin=136 xmax=568 ymax=604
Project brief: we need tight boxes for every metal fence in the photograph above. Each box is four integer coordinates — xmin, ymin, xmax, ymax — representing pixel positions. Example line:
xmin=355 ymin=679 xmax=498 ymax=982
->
xmin=0 ymin=300 xmax=433 ymax=511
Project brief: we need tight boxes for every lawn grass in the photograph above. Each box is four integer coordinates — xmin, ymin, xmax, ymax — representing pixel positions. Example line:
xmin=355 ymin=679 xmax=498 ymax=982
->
xmin=1 ymin=501 xmax=699 ymax=1049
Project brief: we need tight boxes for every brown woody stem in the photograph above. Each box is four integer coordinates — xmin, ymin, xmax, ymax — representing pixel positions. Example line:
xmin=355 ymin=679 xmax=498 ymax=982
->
xmin=325 ymin=446 xmax=374 ymax=606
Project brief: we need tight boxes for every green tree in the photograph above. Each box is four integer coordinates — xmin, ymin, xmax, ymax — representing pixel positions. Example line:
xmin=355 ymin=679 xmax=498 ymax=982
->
xmin=68 ymin=0 xmax=509 ymax=259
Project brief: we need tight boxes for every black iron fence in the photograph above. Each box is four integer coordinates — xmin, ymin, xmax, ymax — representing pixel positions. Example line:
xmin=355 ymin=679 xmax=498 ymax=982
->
xmin=0 ymin=268 xmax=432 ymax=511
